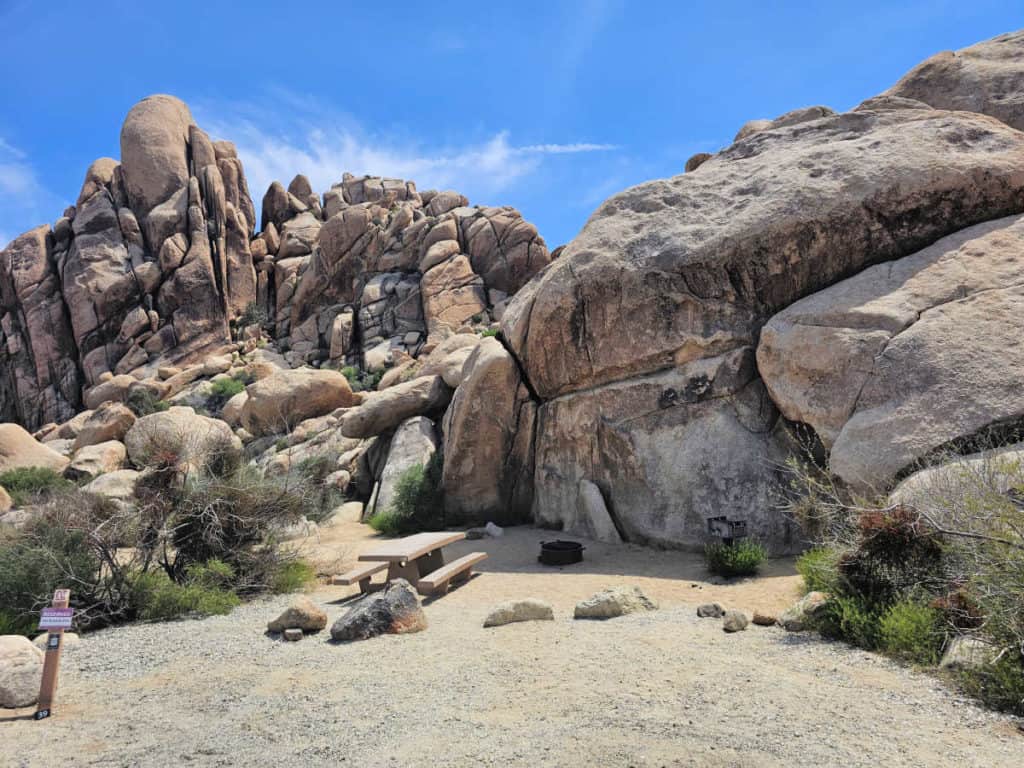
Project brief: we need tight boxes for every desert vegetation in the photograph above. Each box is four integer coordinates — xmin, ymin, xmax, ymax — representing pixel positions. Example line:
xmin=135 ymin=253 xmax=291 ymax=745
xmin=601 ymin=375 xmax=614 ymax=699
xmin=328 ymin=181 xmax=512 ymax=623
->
xmin=785 ymin=445 xmax=1024 ymax=715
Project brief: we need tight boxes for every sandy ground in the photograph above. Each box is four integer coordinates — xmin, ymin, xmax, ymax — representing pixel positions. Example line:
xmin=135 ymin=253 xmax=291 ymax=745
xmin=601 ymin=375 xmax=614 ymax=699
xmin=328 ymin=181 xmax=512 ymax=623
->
xmin=2 ymin=523 xmax=1021 ymax=767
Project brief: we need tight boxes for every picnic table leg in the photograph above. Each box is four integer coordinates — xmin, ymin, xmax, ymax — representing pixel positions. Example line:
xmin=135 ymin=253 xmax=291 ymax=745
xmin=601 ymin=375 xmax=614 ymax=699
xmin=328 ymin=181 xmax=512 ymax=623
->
xmin=387 ymin=561 xmax=421 ymax=584
xmin=416 ymin=548 xmax=444 ymax=577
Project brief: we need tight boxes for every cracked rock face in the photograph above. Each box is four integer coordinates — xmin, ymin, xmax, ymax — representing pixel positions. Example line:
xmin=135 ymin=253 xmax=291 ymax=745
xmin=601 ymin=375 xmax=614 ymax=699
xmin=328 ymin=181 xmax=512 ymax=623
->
xmin=758 ymin=214 xmax=1024 ymax=490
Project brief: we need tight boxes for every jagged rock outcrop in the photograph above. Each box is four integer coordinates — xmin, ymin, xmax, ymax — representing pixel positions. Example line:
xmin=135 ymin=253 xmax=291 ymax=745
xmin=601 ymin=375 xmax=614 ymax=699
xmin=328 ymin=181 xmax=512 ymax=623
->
xmin=758 ymin=214 xmax=1024 ymax=489
xmin=884 ymin=29 xmax=1024 ymax=132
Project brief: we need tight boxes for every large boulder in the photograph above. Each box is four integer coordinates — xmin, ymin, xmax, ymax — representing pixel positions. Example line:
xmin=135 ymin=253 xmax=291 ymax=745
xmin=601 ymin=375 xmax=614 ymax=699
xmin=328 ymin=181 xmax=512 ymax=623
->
xmin=0 ymin=424 xmax=70 ymax=473
xmin=341 ymin=376 xmax=452 ymax=439
xmin=329 ymin=579 xmax=427 ymax=641
xmin=124 ymin=407 xmax=242 ymax=470
xmin=501 ymin=105 xmax=1024 ymax=551
xmin=757 ymin=215 xmax=1024 ymax=490
xmin=119 ymin=94 xmax=193 ymax=221
xmin=67 ymin=440 xmax=127 ymax=480
xmin=0 ymin=635 xmax=44 ymax=708
xmin=373 ymin=417 xmax=438 ymax=516
xmin=241 ymin=368 xmax=359 ymax=436
xmin=71 ymin=402 xmax=136 ymax=450
xmin=84 ymin=469 xmax=140 ymax=504
xmin=441 ymin=338 xmax=536 ymax=524
xmin=884 ymin=30 xmax=1024 ymax=132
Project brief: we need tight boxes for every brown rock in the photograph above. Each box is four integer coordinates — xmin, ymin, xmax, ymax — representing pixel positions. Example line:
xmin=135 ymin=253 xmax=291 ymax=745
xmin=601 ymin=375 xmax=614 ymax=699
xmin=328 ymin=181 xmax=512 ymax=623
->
xmin=241 ymin=368 xmax=359 ymax=436
xmin=267 ymin=596 xmax=328 ymax=634
xmin=119 ymin=94 xmax=194 ymax=221
xmin=0 ymin=423 xmax=70 ymax=473
xmin=441 ymin=338 xmax=535 ymax=524
xmin=124 ymin=406 xmax=242 ymax=469
xmin=420 ymin=255 xmax=487 ymax=333
xmin=341 ymin=376 xmax=452 ymax=439
xmin=752 ymin=611 xmax=777 ymax=626
xmin=67 ymin=440 xmax=127 ymax=480
xmin=0 ymin=486 xmax=11 ymax=513
xmin=72 ymin=402 xmax=136 ymax=450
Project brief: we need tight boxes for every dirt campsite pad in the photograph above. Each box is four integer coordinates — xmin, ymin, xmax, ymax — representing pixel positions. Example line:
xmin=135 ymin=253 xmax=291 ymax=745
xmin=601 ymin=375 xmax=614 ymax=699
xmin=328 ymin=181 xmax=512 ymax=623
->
xmin=2 ymin=527 xmax=1021 ymax=767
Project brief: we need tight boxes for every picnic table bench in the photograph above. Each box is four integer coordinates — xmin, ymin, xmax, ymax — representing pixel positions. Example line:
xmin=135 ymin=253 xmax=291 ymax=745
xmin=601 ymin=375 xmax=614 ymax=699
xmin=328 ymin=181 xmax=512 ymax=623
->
xmin=333 ymin=531 xmax=487 ymax=596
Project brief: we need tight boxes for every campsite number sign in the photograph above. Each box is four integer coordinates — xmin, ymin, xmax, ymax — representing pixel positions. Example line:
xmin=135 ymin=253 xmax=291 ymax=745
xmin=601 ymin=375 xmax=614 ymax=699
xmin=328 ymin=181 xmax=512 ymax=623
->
xmin=35 ymin=589 xmax=72 ymax=720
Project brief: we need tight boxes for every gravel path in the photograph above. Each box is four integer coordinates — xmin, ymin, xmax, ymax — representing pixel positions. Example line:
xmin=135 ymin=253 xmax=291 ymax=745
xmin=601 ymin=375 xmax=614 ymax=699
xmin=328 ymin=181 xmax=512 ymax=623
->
xmin=2 ymin=528 xmax=1021 ymax=766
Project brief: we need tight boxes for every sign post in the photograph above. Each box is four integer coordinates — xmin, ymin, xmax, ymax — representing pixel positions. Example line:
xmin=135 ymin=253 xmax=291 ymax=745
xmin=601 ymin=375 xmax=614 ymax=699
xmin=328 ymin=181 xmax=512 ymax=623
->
xmin=35 ymin=589 xmax=72 ymax=721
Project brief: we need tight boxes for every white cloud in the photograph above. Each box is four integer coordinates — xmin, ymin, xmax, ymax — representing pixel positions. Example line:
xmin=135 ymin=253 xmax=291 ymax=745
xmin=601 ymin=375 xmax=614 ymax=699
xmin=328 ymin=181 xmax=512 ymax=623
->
xmin=195 ymin=99 xmax=616 ymax=212
xmin=0 ymin=138 xmax=61 ymax=244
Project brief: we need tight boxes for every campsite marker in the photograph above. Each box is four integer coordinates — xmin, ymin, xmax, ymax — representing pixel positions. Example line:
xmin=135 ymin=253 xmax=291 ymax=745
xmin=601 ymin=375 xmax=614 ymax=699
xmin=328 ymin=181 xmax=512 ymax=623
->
xmin=35 ymin=589 xmax=72 ymax=720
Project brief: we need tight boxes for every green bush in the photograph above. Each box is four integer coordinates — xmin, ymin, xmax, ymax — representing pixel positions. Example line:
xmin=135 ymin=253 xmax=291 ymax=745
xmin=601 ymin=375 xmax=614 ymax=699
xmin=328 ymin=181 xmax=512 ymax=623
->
xmin=271 ymin=560 xmax=316 ymax=593
xmin=237 ymin=301 xmax=268 ymax=331
xmin=703 ymin=539 xmax=767 ymax=578
xmin=879 ymin=600 xmax=945 ymax=665
xmin=815 ymin=595 xmax=883 ymax=650
xmin=206 ymin=374 xmax=250 ymax=413
xmin=479 ymin=328 xmax=500 ymax=338
xmin=796 ymin=546 xmax=842 ymax=594
xmin=0 ymin=466 xmax=74 ymax=506
xmin=958 ymin=651 xmax=1024 ymax=716
xmin=126 ymin=388 xmax=169 ymax=417
xmin=368 ymin=453 xmax=444 ymax=536
xmin=129 ymin=566 xmax=239 ymax=622
xmin=340 ymin=365 xmax=383 ymax=393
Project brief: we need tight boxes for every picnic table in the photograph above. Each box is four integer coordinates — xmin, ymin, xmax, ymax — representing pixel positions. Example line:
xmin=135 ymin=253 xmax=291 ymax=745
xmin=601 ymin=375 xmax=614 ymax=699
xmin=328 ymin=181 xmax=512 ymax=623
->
xmin=334 ymin=531 xmax=488 ymax=596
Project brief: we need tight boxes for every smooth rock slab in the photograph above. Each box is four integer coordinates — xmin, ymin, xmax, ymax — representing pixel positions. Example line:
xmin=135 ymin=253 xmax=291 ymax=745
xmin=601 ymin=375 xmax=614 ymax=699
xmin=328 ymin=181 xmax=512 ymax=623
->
xmin=330 ymin=579 xmax=426 ymax=642
xmin=0 ymin=635 xmax=44 ymax=708
xmin=573 ymin=586 xmax=657 ymax=620
xmin=267 ymin=596 xmax=327 ymax=634
xmin=483 ymin=599 xmax=555 ymax=628
xmin=696 ymin=603 xmax=725 ymax=618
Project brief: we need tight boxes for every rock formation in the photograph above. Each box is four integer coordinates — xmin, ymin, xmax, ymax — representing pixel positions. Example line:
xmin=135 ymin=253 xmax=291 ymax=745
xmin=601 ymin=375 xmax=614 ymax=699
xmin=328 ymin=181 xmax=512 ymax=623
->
xmin=4 ymin=28 xmax=1024 ymax=555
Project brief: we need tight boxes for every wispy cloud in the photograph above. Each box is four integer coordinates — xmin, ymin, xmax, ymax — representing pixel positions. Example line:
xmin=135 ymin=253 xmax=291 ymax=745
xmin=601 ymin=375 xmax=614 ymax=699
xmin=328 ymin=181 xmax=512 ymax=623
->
xmin=194 ymin=96 xmax=616 ymax=212
xmin=0 ymin=138 xmax=61 ymax=248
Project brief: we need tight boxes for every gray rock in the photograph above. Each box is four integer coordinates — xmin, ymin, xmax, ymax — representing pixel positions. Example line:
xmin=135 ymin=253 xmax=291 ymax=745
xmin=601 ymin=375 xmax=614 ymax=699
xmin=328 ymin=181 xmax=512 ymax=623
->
xmin=939 ymin=636 xmax=996 ymax=671
xmin=0 ymin=635 xmax=44 ymax=708
xmin=696 ymin=603 xmax=725 ymax=618
xmin=573 ymin=586 xmax=657 ymax=620
xmin=778 ymin=591 xmax=830 ymax=632
xmin=483 ymin=599 xmax=555 ymax=628
xmin=722 ymin=610 xmax=749 ymax=633
xmin=330 ymin=579 xmax=427 ymax=642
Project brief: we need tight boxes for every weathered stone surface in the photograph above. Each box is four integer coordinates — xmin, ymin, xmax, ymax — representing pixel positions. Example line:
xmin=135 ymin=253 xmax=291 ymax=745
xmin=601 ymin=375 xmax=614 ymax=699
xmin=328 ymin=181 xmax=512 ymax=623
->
xmin=329 ymin=579 xmax=427 ymax=641
xmin=267 ymin=596 xmax=328 ymax=634
xmin=573 ymin=586 xmax=657 ymax=619
xmin=532 ymin=348 xmax=795 ymax=549
xmin=441 ymin=338 xmax=535 ymax=524
xmin=71 ymin=402 xmax=136 ymax=450
xmin=83 ymin=375 xmax=138 ymax=410
xmin=374 ymin=417 xmax=438 ymax=515
xmin=483 ymin=599 xmax=555 ymax=627
xmin=420 ymin=255 xmax=487 ymax=333
xmin=83 ymin=469 xmax=140 ymax=503
xmin=0 ymin=423 xmax=70 ymax=473
xmin=685 ymin=152 xmax=712 ymax=172
xmin=571 ymin=479 xmax=622 ymax=544
xmin=696 ymin=603 xmax=725 ymax=618
xmin=778 ymin=591 xmax=829 ymax=632
xmin=67 ymin=440 xmax=127 ymax=480
xmin=0 ymin=486 xmax=10 ymax=513
xmin=504 ymin=108 xmax=1024 ymax=401
xmin=885 ymin=30 xmax=1024 ymax=132
xmin=119 ymin=94 xmax=193 ymax=222
xmin=124 ymin=406 xmax=241 ymax=469
xmin=342 ymin=376 xmax=452 ymax=439
xmin=722 ymin=609 xmax=749 ymax=632
xmin=0 ymin=635 xmax=43 ymax=708
xmin=758 ymin=215 xmax=1024 ymax=490
xmin=241 ymin=368 xmax=359 ymax=436
xmin=939 ymin=635 xmax=996 ymax=670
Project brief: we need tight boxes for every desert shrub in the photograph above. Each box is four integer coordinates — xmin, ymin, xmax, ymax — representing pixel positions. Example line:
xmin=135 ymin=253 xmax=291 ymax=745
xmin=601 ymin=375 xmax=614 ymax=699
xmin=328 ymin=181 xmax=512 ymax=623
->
xmin=479 ymin=328 xmax=500 ymax=338
xmin=0 ymin=466 xmax=74 ymax=506
xmin=368 ymin=452 xmax=444 ymax=535
xmin=237 ymin=301 xmax=268 ymax=331
xmin=340 ymin=365 xmax=383 ymax=393
xmin=271 ymin=559 xmax=316 ymax=593
xmin=958 ymin=651 xmax=1024 ymax=716
xmin=126 ymin=387 xmax=169 ymax=417
xmin=878 ymin=600 xmax=945 ymax=664
xmin=703 ymin=539 xmax=767 ymax=578
xmin=814 ymin=595 xmax=883 ymax=650
xmin=796 ymin=546 xmax=842 ymax=594
xmin=128 ymin=564 xmax=239 ymax=621
xmin=205 ymin=373 xmax=251 ymax=413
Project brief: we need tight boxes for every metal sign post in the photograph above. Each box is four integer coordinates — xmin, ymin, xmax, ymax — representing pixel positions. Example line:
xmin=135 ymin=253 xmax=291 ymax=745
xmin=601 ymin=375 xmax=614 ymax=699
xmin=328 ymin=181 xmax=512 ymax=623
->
xmin=35 ymin=589 xmax=72 ymax=721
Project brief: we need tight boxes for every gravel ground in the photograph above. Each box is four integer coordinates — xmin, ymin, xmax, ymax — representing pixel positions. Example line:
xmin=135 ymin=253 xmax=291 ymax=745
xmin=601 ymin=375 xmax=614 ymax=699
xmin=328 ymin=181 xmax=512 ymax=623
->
xmin=2 ymin=528 xmax=1021 ymax=767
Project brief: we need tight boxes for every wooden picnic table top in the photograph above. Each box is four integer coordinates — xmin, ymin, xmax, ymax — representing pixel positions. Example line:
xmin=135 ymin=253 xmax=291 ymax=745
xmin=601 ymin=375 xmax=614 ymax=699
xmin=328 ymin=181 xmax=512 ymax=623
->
xmin=358 ymin=531 xmax=467 ymax=563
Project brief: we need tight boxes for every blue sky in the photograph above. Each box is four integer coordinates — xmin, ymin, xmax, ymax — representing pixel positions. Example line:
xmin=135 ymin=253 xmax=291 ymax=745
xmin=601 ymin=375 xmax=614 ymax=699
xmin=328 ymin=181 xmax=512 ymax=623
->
xmin=0 ymin=1 xmax=1020 ymax=249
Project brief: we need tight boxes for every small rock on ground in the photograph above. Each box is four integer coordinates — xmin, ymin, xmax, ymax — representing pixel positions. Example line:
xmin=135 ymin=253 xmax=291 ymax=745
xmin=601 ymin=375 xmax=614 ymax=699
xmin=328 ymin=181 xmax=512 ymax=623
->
xmin=752 ymin=611 xmax=776 ymax=626
xmin=0 ymin=635 xmax=44 ymax=708
xmin=330 ymin=579 xmax=427 ymax=641
xmin=267 ymin=596 xmax=327 ymax=633
xmin=723 ymin=610 xmax=749 ymax=633
xmin=484 ymin=599 xmax=554 ymax=627
xmin=574 ymin=586 xmax=657 ymax=620
xmin=696 ymin=602 xmax=724 ymax=618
